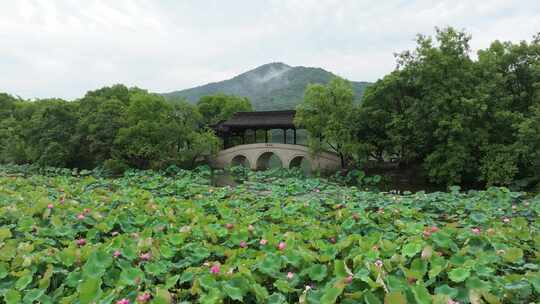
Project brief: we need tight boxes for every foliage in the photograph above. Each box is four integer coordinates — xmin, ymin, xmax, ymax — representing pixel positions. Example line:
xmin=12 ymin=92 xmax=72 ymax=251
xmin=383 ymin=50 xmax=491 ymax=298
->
xmin=357 ymin=27 xmax=540 ymax=189
xmin=0 ymin=85 xmax=226 ymax=171
xmin=196 ymin=94 xmax=252 ymax=126
xmin=295 ymin=77 xmax=360 ymax=168
xmin=0 ymin=166 xmax=538 ymax=303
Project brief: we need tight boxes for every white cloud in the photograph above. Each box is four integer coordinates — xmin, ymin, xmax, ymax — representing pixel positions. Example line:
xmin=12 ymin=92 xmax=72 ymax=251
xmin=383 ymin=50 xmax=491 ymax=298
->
xmin=0 ymin=0 xmax=538 ymax=99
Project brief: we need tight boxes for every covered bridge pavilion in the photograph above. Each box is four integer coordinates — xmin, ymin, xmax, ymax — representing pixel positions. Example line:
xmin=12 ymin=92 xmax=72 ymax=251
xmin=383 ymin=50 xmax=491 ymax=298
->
xmin=213 ymin=110 xmax=299 ymax=148
xmin=211 ymin=111 xmax=341 ymax=172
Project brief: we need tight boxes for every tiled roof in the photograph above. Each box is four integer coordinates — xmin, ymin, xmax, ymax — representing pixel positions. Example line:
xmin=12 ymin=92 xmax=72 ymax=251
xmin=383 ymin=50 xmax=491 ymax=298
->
xmin=217 ymin=110 xmax=296 ymax=129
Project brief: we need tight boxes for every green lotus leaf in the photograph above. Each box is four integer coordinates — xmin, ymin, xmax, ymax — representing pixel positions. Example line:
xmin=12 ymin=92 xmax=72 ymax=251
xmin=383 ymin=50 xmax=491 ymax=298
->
xmin=364 ymin=291 xmax=382 ymax=304
xmin=199 ymin=288 xmax=223 ymax=304
xmin=334 ymin=259 xmax=348 ymax=278
xmin=470 ymin=212 xmax=488 ymax=223
xmin=502 ymin=248 xmax=524 ymax=263
xmin=384 ymin=292 xmax=406 ymax=304
xmin=119 ymin=267 xmax=144 ymax=286
xmin=258 ymin=254 xmax=282 ymax=275
xmin=251 ymin=283 xmax=270 ymax=302
xmin=199 ymin=274 xmax=218 ymax=290
xmin=274 ymin=279 xmax=296 ymax=293
xmin=3 ymin=290 xmax=21 ymax=304
xmin=179 ymin=271 xmax=194 ymax=284
xmin=529 ymin=273 xmax=540 ymax=293
xmin=165 ymin=274 xmax=180 ymax=289
xmin=267 ymin=292 xmax=286 ymax=304
xmin=410 ymin=284 xmax=432 ymax=304
xmin=15 ymin=273 xmax=33 ymax=290
xmin=434 ymin=284 xmax=458 ymax=298
xmin=402 ymin=242 xmax=423 ymax=257
xmin=410 ymin=258 xmax=428 ymax=279
xmin=448 ymin=267 xmax=470 ymax=282
xmin=78 ymin=276 xmax=102 ymax=304
xmin=320 ymin=286 xmax=344 ymax=304
xmin=308 ymin=264 xmax=328 ymax=282
xmin=0 ymin=262 xmax=7 ymax=279
xmin=22 ymin=288 xmax=45 ymax=303
xmin=0 ymin=228 xmax=12 ymax=240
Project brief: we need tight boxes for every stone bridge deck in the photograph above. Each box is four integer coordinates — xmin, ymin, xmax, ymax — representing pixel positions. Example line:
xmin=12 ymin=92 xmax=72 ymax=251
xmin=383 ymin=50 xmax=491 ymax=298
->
xmin=209 ymin=143 xmax=341 ymax=172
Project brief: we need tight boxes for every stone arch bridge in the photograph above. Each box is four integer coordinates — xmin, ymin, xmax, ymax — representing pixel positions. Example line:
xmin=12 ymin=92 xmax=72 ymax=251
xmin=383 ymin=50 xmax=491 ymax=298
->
xmin=209 ymin=143 xmax=341 ymax=172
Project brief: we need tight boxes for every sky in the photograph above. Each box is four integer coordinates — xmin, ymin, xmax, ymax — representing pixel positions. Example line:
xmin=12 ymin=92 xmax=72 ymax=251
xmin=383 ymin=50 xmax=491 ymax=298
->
xmin=1 ymin=0 xmax=539 ymax=100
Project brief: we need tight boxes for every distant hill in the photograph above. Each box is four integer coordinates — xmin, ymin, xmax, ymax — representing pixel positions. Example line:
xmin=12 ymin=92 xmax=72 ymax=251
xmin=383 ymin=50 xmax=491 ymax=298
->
xmin=162 ymin=62 xmax=371 ymax=110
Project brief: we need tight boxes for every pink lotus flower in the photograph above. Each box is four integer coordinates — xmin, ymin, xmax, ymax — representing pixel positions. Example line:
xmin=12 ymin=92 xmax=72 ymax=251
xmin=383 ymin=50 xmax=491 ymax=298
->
xmin=47 ymin=204 xmax=54 ymax=209
xmin=137 ymin=292 xmax=151 ymax=303
xmin=260 ymin=239 xmax=268 ymax=245
xmin=210 ymin=264 xmax=220 ymax=274
xmin=422 ymin=229 xmax=432 ymax=238
xmin=226 ymin=223 xmax=234 ymax=229
xmin=139 ymin=252 xmax=151 ymax=261
xmin=248 ymin=225 xmax=255 ymax=232
xmin=113 ymin=250 xmax=122 ymax=258
xmin=374 ymin=259 xmax=383 ymax=268
xmin=76 ymin=238 xmax=86 ymax=246
xmin=278 ymin=242 xmax=286 ymax=251
xmin=287 ymin=272 xmax=294 ymax=280
xmin=329 ymin=237 xmax=336 ymax=244
xmin=239 ymin=241 xmax=247 ymax=248
xmin=77 ymin=214 xmax=85 ymax=220
xmin=314 ymin=188 xmax=320 ymax=193
xmin=502 ymin=217 xmax=511 ymax=223
xmin=471 ymin=228 xmax=481 ymax=235
xmin=430 ymin=226 xmax=439 ymax=233
xmin=345 ymin=275 xmax=353 ymax=283
xmin=116 ymin=299 xmax=130 ymax=304
xmin=447 ymin=299 xmax=460 ymax=304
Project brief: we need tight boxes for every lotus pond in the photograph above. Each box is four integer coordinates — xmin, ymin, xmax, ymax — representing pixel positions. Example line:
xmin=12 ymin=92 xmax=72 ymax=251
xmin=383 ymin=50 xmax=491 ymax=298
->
xmin=0 ymin=167 xmax=539 ymax=304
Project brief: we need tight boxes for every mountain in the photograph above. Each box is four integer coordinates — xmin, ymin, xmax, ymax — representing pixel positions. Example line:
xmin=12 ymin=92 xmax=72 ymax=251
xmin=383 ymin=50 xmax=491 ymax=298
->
xmin=162 ymin=62 xmax=371 ymax=110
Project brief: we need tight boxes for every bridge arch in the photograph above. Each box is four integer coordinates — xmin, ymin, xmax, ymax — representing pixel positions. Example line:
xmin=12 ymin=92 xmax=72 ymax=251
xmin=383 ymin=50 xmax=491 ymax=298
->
xmin=230 ymin=154 xmax=250 ymax=168
xmin=289 ymin=155 xmax=308 ymax=169
xmin=256 ymin=151 xmax=282 ymax=170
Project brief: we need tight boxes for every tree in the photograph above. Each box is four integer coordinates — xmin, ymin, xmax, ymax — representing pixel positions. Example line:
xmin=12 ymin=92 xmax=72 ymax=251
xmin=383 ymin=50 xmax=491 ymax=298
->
xmin=295 ymin=77 xmax=358 ymax=168
xmin=112 ymin=90 xmax=221 ymax=170
xmin=25 ymin=99 xmax=79 ymax=167
xmin=356 ymin=28 xmax=540 ymax=187
xmin=113 ymin=91 xmax=179 ymax=169
xmin=357 ymin=70 xmax=420 ymax=164
xmin=197 ymin=94 xmax=252 ymax=126
xmin=75 ymin=96 xmax=127 ymax=168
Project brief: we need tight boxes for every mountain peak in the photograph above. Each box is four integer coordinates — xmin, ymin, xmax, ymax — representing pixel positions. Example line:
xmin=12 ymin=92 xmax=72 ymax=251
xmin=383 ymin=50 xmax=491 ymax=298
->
xmin=241 ymin=62 xmax=292 ymax=83
xmin=162 ymin=63 xmax=370 ymax=110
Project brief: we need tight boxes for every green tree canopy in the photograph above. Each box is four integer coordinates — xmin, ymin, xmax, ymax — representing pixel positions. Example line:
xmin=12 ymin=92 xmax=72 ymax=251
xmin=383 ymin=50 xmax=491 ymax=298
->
xmin=197 ymin=94 xmax=252 ymax=126
xmin=295 ymin=77 xmax=359 ymax=168
xmin=358 ymin=27 xmax=540 ymax=187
